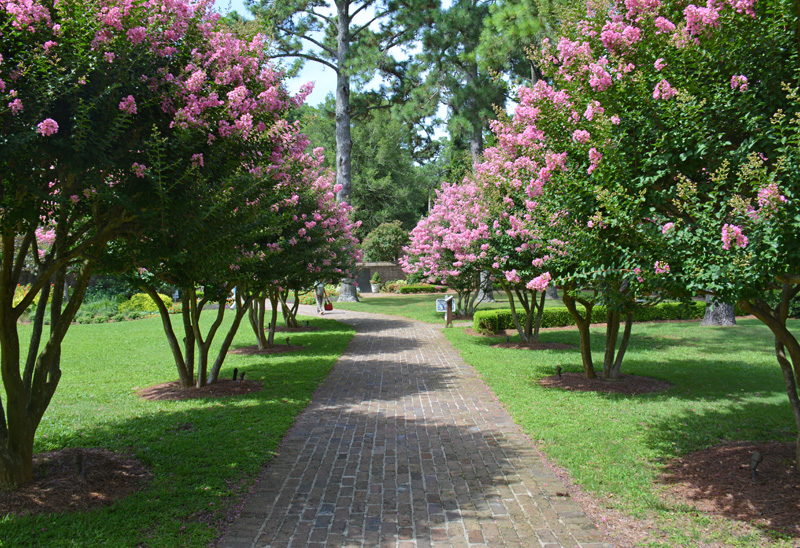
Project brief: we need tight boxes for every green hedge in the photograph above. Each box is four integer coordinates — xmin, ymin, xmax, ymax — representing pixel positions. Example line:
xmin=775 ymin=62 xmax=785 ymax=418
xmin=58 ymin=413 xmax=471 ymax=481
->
xmin=473 ymin=301 xmax=707 ymax=334
xmin=398 ymin=284 xmax=448 ymax=294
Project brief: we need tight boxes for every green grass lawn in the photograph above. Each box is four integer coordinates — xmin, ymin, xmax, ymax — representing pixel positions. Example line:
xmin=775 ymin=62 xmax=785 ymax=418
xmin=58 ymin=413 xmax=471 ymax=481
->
xmin=444 ymin=319 xmax=798 ymax=546
xmin=334 ymin=292 xmax=563 ymax=324
xmin=0 ymin=314 xmax=354 ymax=547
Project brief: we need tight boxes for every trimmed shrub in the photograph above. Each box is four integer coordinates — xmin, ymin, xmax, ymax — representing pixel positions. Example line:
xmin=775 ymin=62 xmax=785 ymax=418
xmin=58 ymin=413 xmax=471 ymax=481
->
xmin=361 ymin=221 xmax=409 ymax=262
xmin=398 ymin=284 xmax=448 ymax=294
xmin=474 ymin=301 xmax=707 ymax=334
xmin=118 ymin=292 xmax=172 ymax=314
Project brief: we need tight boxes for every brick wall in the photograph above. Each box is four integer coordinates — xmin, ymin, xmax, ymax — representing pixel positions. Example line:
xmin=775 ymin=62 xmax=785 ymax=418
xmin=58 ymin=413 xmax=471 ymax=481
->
xmin=355 ymin=262 xmax=405 ymax=292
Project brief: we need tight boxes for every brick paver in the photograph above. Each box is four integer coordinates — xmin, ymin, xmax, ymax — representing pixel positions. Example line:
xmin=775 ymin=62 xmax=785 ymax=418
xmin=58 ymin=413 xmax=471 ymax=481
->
xmin=219 ymin=307 xmax=610 ymax=548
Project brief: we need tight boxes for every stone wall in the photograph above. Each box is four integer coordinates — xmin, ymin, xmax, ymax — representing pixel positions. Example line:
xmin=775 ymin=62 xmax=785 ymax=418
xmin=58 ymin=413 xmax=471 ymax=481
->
xmin=356 ymin=262 xmax=405 ymax=293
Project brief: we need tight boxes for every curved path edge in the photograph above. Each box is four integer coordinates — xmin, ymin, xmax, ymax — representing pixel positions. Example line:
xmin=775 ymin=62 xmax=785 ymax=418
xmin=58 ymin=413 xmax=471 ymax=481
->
xmin=218 ymin=305 xmax=613 ymax=548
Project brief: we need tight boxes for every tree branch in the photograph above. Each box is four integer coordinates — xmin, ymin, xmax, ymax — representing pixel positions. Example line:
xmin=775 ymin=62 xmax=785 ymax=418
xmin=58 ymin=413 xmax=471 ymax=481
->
xmin=302 ymin=8 xmax=334 ymax=24
xmin=351 ymin=10 xmax=388 ymax=37
xmin=276 ymin=25 xmax=336 ymax=56
xmin=268 ymin=52 xmax=339 ymax=73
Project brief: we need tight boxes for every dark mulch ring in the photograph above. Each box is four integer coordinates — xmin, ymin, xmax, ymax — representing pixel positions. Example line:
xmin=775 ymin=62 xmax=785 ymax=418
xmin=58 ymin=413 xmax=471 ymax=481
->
xmin=661 ymin=441 xmax=800 ymax=537
xmin=228 ymin=344 xmax=304 ymax=356
xmin=273 ymin=325 xmax=319 ymax=332
xmin=492 ymin=341 xmax=575 ymax=351
xmin=538 ymin=372 xmax=672 ymax=394
xmin=137 ymin=379 xmax=263 ymax=401
xmin=0 ymin=448 xmax=151 ymax=517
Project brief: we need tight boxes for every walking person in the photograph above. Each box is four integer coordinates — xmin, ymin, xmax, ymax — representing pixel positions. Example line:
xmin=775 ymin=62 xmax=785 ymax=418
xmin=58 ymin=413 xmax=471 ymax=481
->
xmin=315 ymin=282 xmax=327 ymax=315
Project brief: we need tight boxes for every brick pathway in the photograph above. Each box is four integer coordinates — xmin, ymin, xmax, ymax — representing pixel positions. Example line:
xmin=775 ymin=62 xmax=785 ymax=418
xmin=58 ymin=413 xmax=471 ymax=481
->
xmin=219 ymin=307 xmax=610 ymax=548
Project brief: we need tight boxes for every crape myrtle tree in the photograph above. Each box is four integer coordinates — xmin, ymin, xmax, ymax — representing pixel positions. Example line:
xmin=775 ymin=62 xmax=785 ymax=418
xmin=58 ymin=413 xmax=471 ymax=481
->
xmin=665 ymin=83 xmax=800 ymax=463
xmin=473 ymin=171 xmax=557 ymax=344
xmin=97 ymin=26 xmax=311 ymax=390
xmin=0 ymin=0 xmax=295 ymax=487
xmin=250 ymin=0 xmax=433 ymax=301
xmin=477 ymin=0 xmax=796 ymax=378
xmin=401 ymin=181 xmax=491 ymax=317
xmin=244 ymin=156 xmax=361 ymax=348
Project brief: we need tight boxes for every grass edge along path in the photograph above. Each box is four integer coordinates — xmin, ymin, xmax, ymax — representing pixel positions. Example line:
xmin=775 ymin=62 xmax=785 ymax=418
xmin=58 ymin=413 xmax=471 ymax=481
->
xmin=443 ymin=319 xmax=798 ymax=547
xmin=0 ymin=314 xmax=354 ymax=547
xmin=332 ymin=292 xmax=563 ymax=324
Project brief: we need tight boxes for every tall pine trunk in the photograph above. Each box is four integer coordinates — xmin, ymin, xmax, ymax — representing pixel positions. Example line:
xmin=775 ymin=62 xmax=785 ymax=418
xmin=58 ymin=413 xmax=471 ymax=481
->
xmin=335 ymin=2 xmax=359 ymax=303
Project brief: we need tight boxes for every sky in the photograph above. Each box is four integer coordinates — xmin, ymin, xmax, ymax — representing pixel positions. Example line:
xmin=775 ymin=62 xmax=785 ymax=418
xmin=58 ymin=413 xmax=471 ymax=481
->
xmin=213 ymin=0 xmax=337 ymax=105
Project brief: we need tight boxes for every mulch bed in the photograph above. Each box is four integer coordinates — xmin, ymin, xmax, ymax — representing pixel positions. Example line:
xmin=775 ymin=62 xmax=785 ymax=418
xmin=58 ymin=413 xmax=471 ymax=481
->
xmin=228 ymin=344 xmax=304 ymax=356
xmin=136 ymin=378 xmax=263 ymax=401
xmin=0 ymin=448 xmax=151 ymax=517
xmin=661 ymin=441 xmax=799 ymax=537
xmin=539 ymin=372 xmax=672 ymax=395
xmin=492 ymin=341 xmax=575 ymax=350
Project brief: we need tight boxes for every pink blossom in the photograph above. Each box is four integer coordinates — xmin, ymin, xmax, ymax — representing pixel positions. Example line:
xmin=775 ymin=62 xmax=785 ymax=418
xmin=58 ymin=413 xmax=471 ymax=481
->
xmin=104 ymin=52 xmax=116 ymax=63
xmin=654 ymin=261 xmax=670 ymax=274
xmin=191 ymin=153 xmax=204 ymax=167
xmin=504 ymin=270 xmax=521 ymax=283
xmin=756 ymin=182 xmax=787 ymax=214
xmin=654 ymin=16 xmax=676 ymax=33
xmin=587 ymin=148 xmax=603 ymax=174
xmin=132 ymin=163 xmax=147 ymax=178
xmin=654 ymin=58 xmax=667 ymax=71
xmin=36 ymin=118 xmax=59 ymax=136
xmin=8 ymin=98 xmax=23 ymax=114
xmin=126 ymin=26 xmax=147 ymax=44
xmin=42 ymin=40 xmax=57 ymax=52
xmin=652 ymin=79 xmax=678 ymax=100
xmin=684 ymin=4 xmax=720 ymax=35
xmin=526 ymin=272 xmax=552 ymax=292
xmin=730 ymin=74 xmax=749 ymax=91
xmin=661 ymin=222 xmax=675 ymax=234
xmin=721 ymin=224 xmax=748 ymax=250
xmin=572 ymin=129 xmax=591 ymax=143
xmin=610 ymin=115 xmax=621 ymax=125
xmin=119 ymin=95 xmax=137 ymax=115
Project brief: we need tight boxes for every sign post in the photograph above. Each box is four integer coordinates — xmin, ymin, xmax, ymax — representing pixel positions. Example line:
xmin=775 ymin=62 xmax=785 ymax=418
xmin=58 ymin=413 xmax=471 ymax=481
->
xmin=436 ymin=295 xmax=455 ymax=327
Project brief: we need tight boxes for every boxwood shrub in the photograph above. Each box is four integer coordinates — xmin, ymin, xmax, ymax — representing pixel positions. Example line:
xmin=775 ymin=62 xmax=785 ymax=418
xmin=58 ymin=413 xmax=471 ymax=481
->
xmin=473 ymin=301 xmax=707 ymax=334
xmin=398 ymin=284 xmax=448 ymax=294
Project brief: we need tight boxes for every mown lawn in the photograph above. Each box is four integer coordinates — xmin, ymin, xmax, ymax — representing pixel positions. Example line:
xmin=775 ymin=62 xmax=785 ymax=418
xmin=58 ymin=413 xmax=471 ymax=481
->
xmin=334 ymin=292 xmax=563 ymax=324
xmin=0 ymin=314 xmax=354 ymax=547
xmin=444 ymin=318 xmax=798 ymax=546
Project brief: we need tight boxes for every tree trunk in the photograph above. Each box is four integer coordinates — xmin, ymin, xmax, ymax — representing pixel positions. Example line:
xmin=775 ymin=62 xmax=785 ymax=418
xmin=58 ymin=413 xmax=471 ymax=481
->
xmin=741 ymin=287 xmax=800 ymax=466
xmin=208 ymin=294 xmax=252 ymax=384
xmin=476 ymin=271 xmax=494 ymax=302
xmin=144 ymin=284 xmax=193 ymax=387
xmin=0 ymin=248 xmax=92 ymax=488
xmin=701 ymin=295 xmax=736 ymax=326
xmin=266 ymin=288 xmax=279 ymax=347
xmin=334 ymin=3 xmax=359 ymax=302
xmin=249 ymin=297 xmax=269 ymax=350
xmin=563 ymin=290 xmax=596 ymax=378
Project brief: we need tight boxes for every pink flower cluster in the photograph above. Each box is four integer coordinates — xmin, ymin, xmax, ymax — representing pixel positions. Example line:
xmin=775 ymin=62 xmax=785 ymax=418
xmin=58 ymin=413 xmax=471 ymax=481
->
xmin=730 ymin=74 xmax=749 ymax=91
xmin=721 ymin=223 xmax=748 ymax=250
xmin=652 ymin=79 xmax=678 ymax=100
